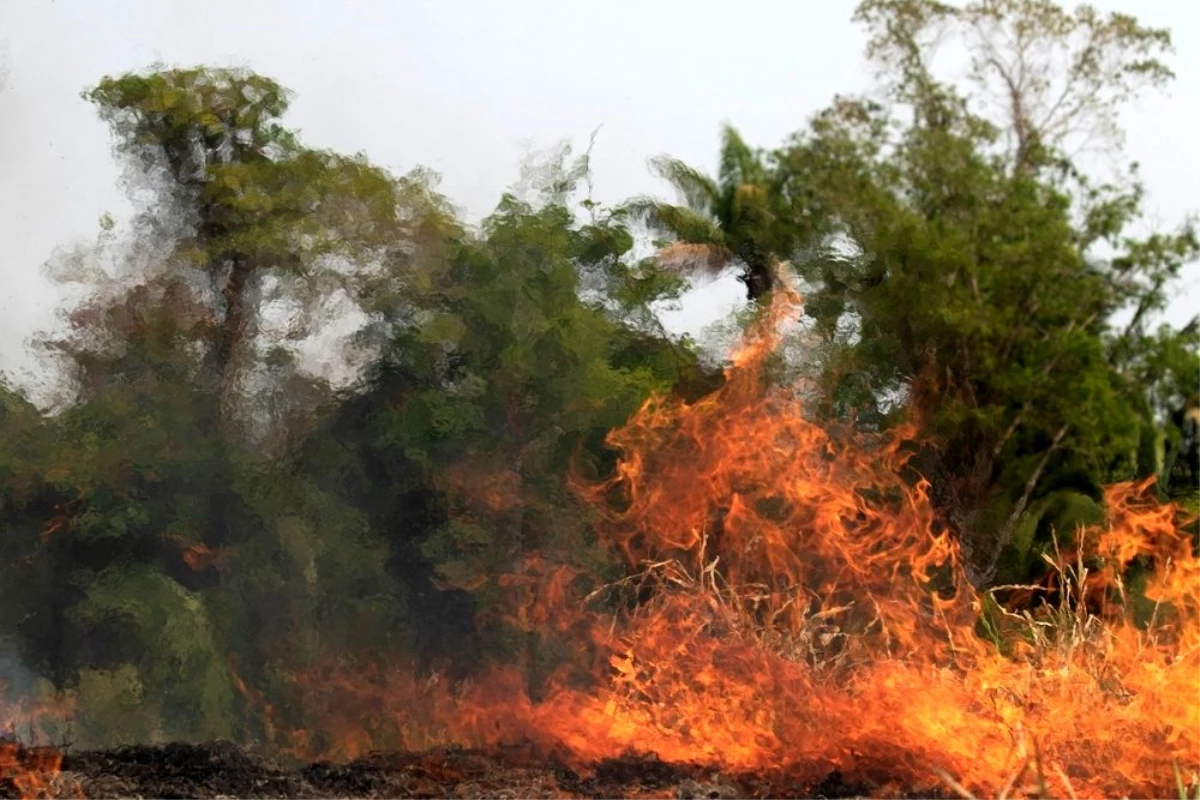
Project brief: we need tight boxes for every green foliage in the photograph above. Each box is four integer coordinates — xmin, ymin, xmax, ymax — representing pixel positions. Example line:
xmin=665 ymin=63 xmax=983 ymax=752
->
xmin=86 ymin=68 xmax=294 ymax=164
xmin=86 ymin=67 xmax=408 ymax=432
xmin=628 ymin=125 xmax=799 ymax=300
xmin=788 ymin=115 xmax=1144 ymax=545
xmin=4 ymin=276 xmax=395 ymax=739
xmin=66 ymin=565 xmax=236 ymax=744
xmin=992 ymin=489 xmax=1105 ymax=585
xmin=313 ymin=184 xmax=707 ymax=668
xmin=812 ymin=1 xmax=1192 ymax=580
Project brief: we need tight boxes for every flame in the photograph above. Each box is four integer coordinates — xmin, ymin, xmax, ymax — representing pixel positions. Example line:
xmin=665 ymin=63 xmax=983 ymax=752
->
xmin=266 ymin=290 xmax=1196 ymax=797
xmin=0 ymin=686 xmax=76 ymax=799
xmin=0 ymin=742 xmax=64 ymax=799
xmin=179 ymin=542 xmax=230 ymax=572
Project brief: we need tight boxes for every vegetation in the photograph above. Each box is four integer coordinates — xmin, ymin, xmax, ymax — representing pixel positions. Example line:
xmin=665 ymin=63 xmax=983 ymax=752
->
xmin=0 ymin=0 xmax=1195 ymax=754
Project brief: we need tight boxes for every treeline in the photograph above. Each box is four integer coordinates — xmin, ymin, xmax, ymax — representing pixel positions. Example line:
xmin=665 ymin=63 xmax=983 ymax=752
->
xmin=1 ymin=0 xmax=1197 ymax=749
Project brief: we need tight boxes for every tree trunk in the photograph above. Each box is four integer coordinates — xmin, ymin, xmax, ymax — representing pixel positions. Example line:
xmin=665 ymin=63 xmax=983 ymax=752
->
xmin=213 ymin=255 xmax=253 ymax=433
xmin=741 ymin=254 xmax=775 ymax=302
xmin=981 ymin=423 xmax=1069 ymax=585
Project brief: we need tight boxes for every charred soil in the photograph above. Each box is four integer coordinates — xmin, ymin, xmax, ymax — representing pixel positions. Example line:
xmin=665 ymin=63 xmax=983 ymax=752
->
xmin=3 ymin=740 xmax=946 ymax=799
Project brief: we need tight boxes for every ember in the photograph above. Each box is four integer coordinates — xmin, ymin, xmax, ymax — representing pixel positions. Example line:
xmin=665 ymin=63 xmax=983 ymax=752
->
xmin=0 ymin=742 xmax=67 ymax=800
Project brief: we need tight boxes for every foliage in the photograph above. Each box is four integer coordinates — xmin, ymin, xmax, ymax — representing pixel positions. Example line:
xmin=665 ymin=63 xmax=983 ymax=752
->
xmin=85 ymin=67 xmax=405 ymax=433
xmin=627 ymin=125 xmax=799 ymax=301
xmin=803 ymin=0 xmax=1197 ymax=578
xmin=308 ymin=175 xmax=711 ymax=672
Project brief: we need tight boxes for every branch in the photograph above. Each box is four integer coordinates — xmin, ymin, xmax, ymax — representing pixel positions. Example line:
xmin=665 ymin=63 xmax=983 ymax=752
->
xmin=982 ymin=422 xmax=1070 ymax=585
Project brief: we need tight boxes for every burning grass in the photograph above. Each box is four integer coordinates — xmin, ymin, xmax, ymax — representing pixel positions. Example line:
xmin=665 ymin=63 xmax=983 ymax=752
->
xmin=4 ymin=290 xmax=1198 ymax=798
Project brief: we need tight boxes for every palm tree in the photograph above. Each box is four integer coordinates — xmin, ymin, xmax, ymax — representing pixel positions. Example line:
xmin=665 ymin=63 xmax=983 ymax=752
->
xmin=626 ymin=125 xmax=793 ymax=302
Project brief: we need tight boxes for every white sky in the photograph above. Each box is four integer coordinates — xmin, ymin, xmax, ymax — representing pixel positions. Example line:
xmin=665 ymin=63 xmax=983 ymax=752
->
xmin=1 ymin=0 xmax=1197 ymax=393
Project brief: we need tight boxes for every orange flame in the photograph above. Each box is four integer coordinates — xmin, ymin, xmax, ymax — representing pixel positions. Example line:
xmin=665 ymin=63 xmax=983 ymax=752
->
xmin=275 ymin=291 xmax=1198 ymax=798
xmin=0 ymin=742 xmax=64 ymax=799
xmin=0 ymin=686 xmax=76 ymax=799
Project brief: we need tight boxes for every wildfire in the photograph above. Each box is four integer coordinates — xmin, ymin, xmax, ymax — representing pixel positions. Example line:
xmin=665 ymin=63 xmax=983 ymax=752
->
xmin=9 ymin=291 xmax=1196 ymax=798
xmin=0 ymin=743 xmax=69 ymax=800
xmin=270 ymin=289 xmax=1199 ymax=798
xmin=540 ymin=293 xmax=1199 ymax=795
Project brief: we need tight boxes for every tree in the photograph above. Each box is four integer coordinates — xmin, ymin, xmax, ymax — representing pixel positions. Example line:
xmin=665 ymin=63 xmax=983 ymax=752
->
xmin=307 ymin=164 xmax=709 ymax=675
xmin=854 ymin=0 xmax=1173 ymax=173
xmin=0 ymin=67 xmax=430 ymax=747
xmin=757 ymin=0 xmax=1196 ymax=581
xmin=86 ymin=67 xmax=403 ymax=435
xmin=627 ymin=125 xmax=798 ymax=301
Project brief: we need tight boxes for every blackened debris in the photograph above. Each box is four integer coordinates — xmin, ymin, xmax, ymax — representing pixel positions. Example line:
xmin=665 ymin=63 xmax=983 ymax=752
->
xmin=0 ymin=740 xmax=952 ymax=798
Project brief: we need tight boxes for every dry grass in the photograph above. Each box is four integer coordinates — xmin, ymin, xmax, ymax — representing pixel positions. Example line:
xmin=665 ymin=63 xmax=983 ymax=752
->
xmin=952 ymin=527 xmax=1198 ymax=799
xmin=588 ymin=519 xmax=1199 ymax=800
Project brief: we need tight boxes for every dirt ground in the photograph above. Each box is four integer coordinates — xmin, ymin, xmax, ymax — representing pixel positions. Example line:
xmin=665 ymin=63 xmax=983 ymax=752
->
xmin=2 ymin=740 xmax=948 ymax=799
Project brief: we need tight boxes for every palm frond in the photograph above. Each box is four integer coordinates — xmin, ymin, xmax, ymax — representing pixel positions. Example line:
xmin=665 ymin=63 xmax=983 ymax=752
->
xmin=647 ymin=155 xmax=719 ymax=212
xmin=623 ymin=198 xmax=728 ymax=247
xmin=717 ymin=124 xmax=767 ymax=190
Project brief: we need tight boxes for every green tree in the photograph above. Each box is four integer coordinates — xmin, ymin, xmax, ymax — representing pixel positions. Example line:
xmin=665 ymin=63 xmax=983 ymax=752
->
xmin=308 ymin=161 xmax=708 ymax=675
xmin=0 ymin=66 xmax=428 ymax=747
xmin=761 ymin=0 xmax=1197 ymax=580
xmin=86 ymin=67 xmax=403 ymax=434
xmin=627 ymin=125 xmax=798 ymax=301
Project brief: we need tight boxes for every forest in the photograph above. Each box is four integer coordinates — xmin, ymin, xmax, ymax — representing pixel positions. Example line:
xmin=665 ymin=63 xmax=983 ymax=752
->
xmin=1 ymin=1 xmax=1197 ymax=798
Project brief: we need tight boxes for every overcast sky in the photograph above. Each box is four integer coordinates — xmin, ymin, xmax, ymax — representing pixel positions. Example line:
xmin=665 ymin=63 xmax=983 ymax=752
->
xmin=1 ymin=0 xmax=1197 ymax=393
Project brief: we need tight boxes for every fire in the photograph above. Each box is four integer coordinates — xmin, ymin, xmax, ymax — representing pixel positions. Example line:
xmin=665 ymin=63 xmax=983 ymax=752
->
xmin=0 ymin=743 xmax=66 ymax=800
xmin=0 ymin=687 xmax=76 ymax=799
xmin=261 ymin=291 xmax=1200 ymax=796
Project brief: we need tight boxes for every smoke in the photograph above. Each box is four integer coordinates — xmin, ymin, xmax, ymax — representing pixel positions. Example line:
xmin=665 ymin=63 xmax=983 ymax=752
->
xmin=0 ymin=638 xmax=45 ymax=744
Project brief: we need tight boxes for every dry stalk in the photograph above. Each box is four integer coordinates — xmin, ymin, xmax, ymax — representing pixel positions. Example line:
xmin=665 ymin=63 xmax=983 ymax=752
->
xmin=931 ymin=765 xmax=977 ymax=800
xmin=1051 ymin=761 xmax=1079 ymax=800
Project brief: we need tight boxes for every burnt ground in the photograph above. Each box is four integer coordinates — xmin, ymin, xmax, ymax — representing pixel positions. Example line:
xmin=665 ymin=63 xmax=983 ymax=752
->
xmin=2 ymin=740 xmax=946 ymax=799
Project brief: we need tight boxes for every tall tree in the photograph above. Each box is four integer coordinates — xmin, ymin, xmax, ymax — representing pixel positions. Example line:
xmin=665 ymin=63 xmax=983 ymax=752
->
xmin=0 ymin=67 xmax=429 ymax=746
xmin=761 ymin=0 xmax=1197 ymax=581
xmin=86 ymin=67 xmax=402 ymax=434
xmin=627 ymin=125 xmax=797 ymax=301
xmin=854 ymin=0 xmax=1174 ymax=173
